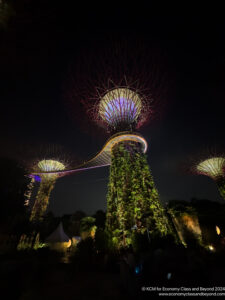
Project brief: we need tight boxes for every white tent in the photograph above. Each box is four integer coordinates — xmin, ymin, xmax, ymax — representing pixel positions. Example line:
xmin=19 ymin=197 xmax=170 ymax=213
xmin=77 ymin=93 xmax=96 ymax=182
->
xmin=45 ymin=222 xmax=71 ymax=251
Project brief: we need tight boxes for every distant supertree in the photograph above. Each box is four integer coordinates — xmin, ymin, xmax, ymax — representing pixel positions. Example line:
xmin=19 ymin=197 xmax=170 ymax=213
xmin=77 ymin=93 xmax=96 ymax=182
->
xmin=23 ymin=145 xmax=77 ymax=222
xmin=29 ymin=159 xmax=65 ymax=222
xmin=194 ymin=156 xmax=225 ymax=200
xmin=66 ymin=40 xmax=173 ymax=247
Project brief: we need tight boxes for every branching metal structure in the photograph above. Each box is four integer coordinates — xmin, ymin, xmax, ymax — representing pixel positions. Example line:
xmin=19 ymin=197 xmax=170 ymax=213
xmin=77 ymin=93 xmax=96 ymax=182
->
xmin=35 ymin=41 xmax=172 ymax=247
xmin=31 ymin=86 xmax=172 ymax=245
xmin=96 ymin=87 xmax=172 ymax=246
xmin=23 ymin=145 xmax=77 ymax=223
xmin=30 ymin=159 xmax=66 ymax=222
xmin=196 ymin=157 xmax=225 ymax=179
xmin=65 ymin=40 xmax=169 ymax=136
xmin=195 ymin=156 xmax=225 ymax=200
xmin=96 ymin=86 xmax=150 ymax=133
xmin=99 ymin=88 xmax=142 ymax=126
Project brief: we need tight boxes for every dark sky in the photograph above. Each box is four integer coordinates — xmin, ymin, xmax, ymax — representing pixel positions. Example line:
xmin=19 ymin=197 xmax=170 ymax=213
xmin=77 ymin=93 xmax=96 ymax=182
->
xmin=1 ymin=2 xmax=225 ymax=216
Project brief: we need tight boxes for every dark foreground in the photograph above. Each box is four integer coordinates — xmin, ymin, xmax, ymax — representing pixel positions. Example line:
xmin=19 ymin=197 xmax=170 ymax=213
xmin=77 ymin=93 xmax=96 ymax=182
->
xmin=1 ymin=242 xmax=225 ymax=300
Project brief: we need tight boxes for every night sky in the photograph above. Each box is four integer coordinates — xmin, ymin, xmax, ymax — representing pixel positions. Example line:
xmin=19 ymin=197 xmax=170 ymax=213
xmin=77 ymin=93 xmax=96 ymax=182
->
xmin=1 ymin=2 xmax=225 ymax=216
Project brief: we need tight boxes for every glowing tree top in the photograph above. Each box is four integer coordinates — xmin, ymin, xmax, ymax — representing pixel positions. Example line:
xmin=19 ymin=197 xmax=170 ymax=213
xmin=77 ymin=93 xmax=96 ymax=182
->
xmin=19 ymin=144 xmax=79 ymax=179
xmin=98 ymin=87 xmax=147 ymax=133
xmin=196 ymin=157 xmax=225 ymax=180
xmin=65 ymin=39 xmax=169 ymax=135
xmin=26 ymin=145 xmax=76 ymax=222
xmin=193 ymin=153 xmax=225 ymax=201
xmin=36 ymin=159 xmax=66 ymax=180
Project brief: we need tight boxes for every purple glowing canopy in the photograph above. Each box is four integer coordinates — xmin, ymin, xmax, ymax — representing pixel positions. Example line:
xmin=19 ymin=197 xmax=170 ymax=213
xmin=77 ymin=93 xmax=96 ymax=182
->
xmin=99 ymin=88 xmax=142 ymax=128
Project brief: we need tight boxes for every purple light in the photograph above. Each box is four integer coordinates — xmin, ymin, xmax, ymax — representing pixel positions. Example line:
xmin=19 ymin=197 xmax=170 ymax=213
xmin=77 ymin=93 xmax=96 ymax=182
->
xmin=99 ymin=88 xmax=142 ymax=129
xmin=34 ymin=175 xmax=41 ymax=182
xmin=104 ymin=97 xmax=138 ymax=125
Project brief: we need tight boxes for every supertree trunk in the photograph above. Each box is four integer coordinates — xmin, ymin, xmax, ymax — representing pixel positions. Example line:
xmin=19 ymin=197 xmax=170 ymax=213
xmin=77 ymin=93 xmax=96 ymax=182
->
xmin=216 ymin=177 xmax=225 ymax=200
xmin=105 ymin=143 xmax=133 ymax=247
xmin=30 ymin=179 xmax=56 ymax=222
xmin=131 ymin=151 xmax=171 ymax=236
xmin=106 ymin=141 xmax=172 ymax=247
xmin=24 ymin=176 xmax=35 ymax=207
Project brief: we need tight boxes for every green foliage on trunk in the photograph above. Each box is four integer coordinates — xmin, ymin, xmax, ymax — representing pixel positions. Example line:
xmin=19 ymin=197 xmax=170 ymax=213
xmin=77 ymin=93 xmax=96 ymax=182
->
xmin=106 ymin=141 xmax=172 ymax=248
xmin=80 ymin=217 xmax=96 ymax=233
xmin=217 ymin=177 xmax=225 ymax=201
xmin=30 ymin=179 xmax=55 ymax=222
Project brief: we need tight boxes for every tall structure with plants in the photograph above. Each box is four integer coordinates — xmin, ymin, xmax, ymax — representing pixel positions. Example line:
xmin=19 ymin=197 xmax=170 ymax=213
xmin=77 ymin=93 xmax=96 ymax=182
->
xmin=96 ymin=86 xmax=172 ymax=247
xmin=66 ymin=40 xmax=173 ymax=247
xmin=26 ymin=145 xmax=76 ymax=223
xmin=29 ymin=159 xmax=65 ymax=222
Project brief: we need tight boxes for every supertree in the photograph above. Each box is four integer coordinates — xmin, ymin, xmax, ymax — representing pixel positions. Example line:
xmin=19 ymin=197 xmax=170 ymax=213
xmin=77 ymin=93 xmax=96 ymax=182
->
xmin=65 ymin=40 xmax=173 ymax=247
xmin=65 ymin=38 xmax=172 ymax=137
xmin=194 ymin=156 xmax=225 ymax=200
xmin=29 ymin=160 xmax=65 ymax=222
xmin=24 ymin=145 xmax=77 ymax=223
xmin=98 ymin=86 xmax=172 ymax=247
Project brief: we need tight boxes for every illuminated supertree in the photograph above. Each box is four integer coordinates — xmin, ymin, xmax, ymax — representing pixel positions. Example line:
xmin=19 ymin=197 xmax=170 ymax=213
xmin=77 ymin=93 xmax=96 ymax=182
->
xmin=29 ymin=159 xmax=65 ymax=222
xmin=194 ymin=156 xmax=225 ymax=200
xmin=97 ymin=86 xmax=172 ymax=246
xmin=96 ymin=85 xmax=150 ymax=133
xmin=65 ymin=40 xmax=174 ymax=247
xmin=65 ymin=39 xmax=171 ymax=137
xmin=24 ymin=145 xmax=77 ymax=223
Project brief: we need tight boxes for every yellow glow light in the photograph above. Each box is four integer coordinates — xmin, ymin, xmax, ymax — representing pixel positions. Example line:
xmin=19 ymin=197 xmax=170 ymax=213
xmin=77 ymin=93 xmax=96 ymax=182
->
xmin=65 ymin=239 xmax=71 ymax=248
xmin=208 ymin=245 xmax=215 ymax=251
xmin=38 ymin=160 xmax=65 ymax=172
xmin=181 ymin=215 xmax=202 ymax=236
xmin=197 ymin=157 xmax=225 ymax=178
xmin=216 ymin=225 xmax=221 ymax=235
